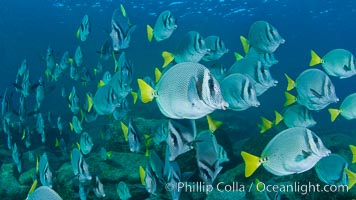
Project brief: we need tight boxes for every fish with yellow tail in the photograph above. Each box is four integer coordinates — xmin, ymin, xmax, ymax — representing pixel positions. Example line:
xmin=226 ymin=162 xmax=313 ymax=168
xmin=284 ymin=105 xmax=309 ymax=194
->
xmin=161 ymin=31 xmax=210 ymax=68
xmin=76 ymin=15 xmax=90 ymax=42
xmin=147 ymin=10 xmax=177 ymax=42
xmin=138 ymin=62 xmax=228 ymax=119
xmin=284 ymin=69 xmax=338 ymax=110
xmin=310 ymin=49 xmax=356 ymax=79
xmin=328 ymin=93 xmax=356 ymax=122
xmin=241 ymin=127 xmax=330 ymax=177
xmin=258 ymin=110 xmax=283 ymax=134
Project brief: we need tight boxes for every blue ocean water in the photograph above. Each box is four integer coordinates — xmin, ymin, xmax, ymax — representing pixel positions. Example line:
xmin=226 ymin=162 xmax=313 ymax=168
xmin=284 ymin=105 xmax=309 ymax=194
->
xmin=1 ymin=0 xmax=356 ymax=199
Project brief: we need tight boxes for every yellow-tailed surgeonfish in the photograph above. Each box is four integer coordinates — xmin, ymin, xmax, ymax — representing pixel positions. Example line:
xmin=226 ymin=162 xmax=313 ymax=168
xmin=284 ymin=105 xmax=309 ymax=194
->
xmin=309 ymin=49 xmax=356 ymax=79
xmin=147 ymin=10 xmax=177 ymax=42
xmin=166 ymin=119 xmax=196 ymax=161
xmin=220 ymin=73 xmax=260 ymax=111
xmin=284 ymin=69 xmax=339 ymax=110
xmin=70 ymin=115 xmax=82 ymax=134
xmin=241 ymin=127 xmax=330 ymax=177
xmin=248 ymin=20 xmax=285 ymax=54
xmin=258 ymin=110 xmax=283 ymax=134
xmin=80 ymin=132 xmax=94 ymax=155
xmin=117 ymin=181 xmax=132 ymax=200
xmin=137 ymin=62 xmax=228 ymax=119
xmin=227 ymin=57 xmax=278 ymax=96
xmin=202 ymin=35 xmax=229 ymax=62
xmin=110 ymin=9 xmax=137 ymax=51
xmin=96 ymin=39 xmax=114 ymax=61
xmin=27 ymin=186 xmax=63 ymax=200
xmin=12 ymin=143 xmax=21 ymax=173
xmin=59 ymin=51 xmax=71 ymax=71
xmin=282 ymin=104 xmax=316 ymax=128
xmin=86 ymin=85 xmax=121 ymax=115
xmin=74 ymin=46 xmax=83 ymax=67
xmin=45 ymin=46 xmax=56 ymax=78
xmin=76 ymin=14 xmax=90 ymax=42
xmin=109 ymin=52 xmax=133 ymax=98
xmin=93 ymin=176 xmax=106 ymax=198
xmin=315 ymin=154 xmax=355 ymax=189
xmin=139 ymin=164 xmax=157 ymax=195
xmin=71 ymin=148 xmax=92 ymax=183
xmin=329 ymin=93 xmax=356 ymax=122
xmin=161 ymin=31 xmax=210 ymax=68
xmin=195 ymin=130 xmax=223 ymax=185
xmin=245 ymin=46 xmax=279 ymax=69
xmin=68 ymin=86 xmax=81 ymax=114
xmin=39 ymin=153 xmax=53 ymax=188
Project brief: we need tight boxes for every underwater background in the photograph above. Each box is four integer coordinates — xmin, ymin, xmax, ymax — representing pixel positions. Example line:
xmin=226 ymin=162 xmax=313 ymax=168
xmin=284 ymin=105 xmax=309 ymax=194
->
xmin=1 ymin=0 xmax=356 ymax=199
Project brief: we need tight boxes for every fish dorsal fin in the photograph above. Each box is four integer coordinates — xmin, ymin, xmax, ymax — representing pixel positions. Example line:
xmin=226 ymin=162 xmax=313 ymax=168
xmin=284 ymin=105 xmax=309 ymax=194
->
xmin=187 ymin=77 xmax=200 ymax=104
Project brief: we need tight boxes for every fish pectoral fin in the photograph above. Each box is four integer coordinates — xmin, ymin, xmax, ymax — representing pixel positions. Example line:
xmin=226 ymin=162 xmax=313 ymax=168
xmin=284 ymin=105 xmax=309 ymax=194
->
xmin=310 ymin=89 xmax=323 ymax=98
xmin=295 ymin=150 xmax=312 ymax=162
xmin=187 ymin=77 xmax=200 ymax=104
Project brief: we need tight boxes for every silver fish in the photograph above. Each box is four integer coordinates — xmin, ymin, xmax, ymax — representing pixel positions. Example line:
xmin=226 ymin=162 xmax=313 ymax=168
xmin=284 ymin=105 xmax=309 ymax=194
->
xmin=80 ymin=132 xmax=94 ymax=155
xmin=245 ymin=46 xmax=279 ymax=69
xmin=2 ymin=88 xmax=13 ymax=118
xmin=68 ymin=86 xmax=81 ymax=114
xmin=90 ymin=85 xmax=120 ymax=115
xmin=315 ymin=154 xmax=348 ymax=186
xmin=195 ymin=130 xmax=222 ymax=185
xmin=248 ymin=20 xmax=285 ymax=53
xmin=110 ymin=9 xmax=137 ymax=51
xmin=164 ymin=146 xmax=183 ymax=200
xmin=285 ymin=69 xmax=338 ymax=111
xmin=166 ymin=119 xmax=196 ymax=161
xmin=71 ymin=148 xmax=92 ymax=183
xmin=74 ymin=46 xmax=83 ymax=67
xmin=27 ymin=186 xmax=63 ymax=200
xmin=283 ymin=104 xmax=316 ymax=128
xmin=59 ymin=51 xmax=71 ymax=71
xmin=207 ymin=63 xmax=228 ymax=81
xmin=77 ymin=14 xmax=90 ymax=42
xmin=147 ymin=10 xmax=177 ymax=42
xmin=152 ymin=121 xmax=168 ymax=145
xmin=57 ymin=116 xmax=63 ymax=135
xmin=329 ymin=93 xmax=356 ymax=122
xmin=112 ymin=98 xmax=129 ymax=121
xmin=36 ymin=77 xmax=45 ymax=109
xmin=310 ymin=49 xmax=356 ymax=79
xmin=70 ymin=63 xmax=80 ymax=81
xmin=97 ymin=39 xmax=114 ymax=61
xmin=128 ymin=118 xmax=142 ymax=153
xmin=70 ymin=116 xmax=82 ymax=134
xmin=220 ymin=73 xmax=260 ymax=111
xmin=93 ymin=176 xmax=105 ymax=198
xmin=101 ymin=71 xmax=112 ymax=85
xmin=242 ymin=127 xmax=330 ymax=177
xmin=202 ymin=35 xmax=229 ymax=61
xmin=18 ymin=59 xmax=27 ymax=77
xmin=39 ymin=153 xmax=53 ymax=188
xmin=228 ymin=57 xmax=278 ymax=96
xmin=149 ymin=150 xmax=165 ymax=183
xmin=117 ymin=181 xmax=132 ymax=200
xmin=143 ymin=164 xmax=157 ymax=195
xmin=45 ymin=46 xmax=56 ymax=78
xmin=36 ymin=113 xmax=45 ymax=143
xmin=109 ymin=52 xmax=132 ymax=98
xmin=12 ymin=143 xmax=21 ymax=173
xmin=138 ymin=62 xmax=228 ymax=119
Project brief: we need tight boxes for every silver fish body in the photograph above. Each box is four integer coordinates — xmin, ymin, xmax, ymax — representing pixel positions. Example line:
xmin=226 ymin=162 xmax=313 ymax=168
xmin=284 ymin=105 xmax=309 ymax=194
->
xmin=71 ymin=149 xmax=92 ymax=183
xmin=80 ymin=132 xmax=94 ymax=155
xmin=321 ymin=49 xmax=356 ymax=79
xmin=155 ymin=62 xmax=227 ymax=119
xmin=248 ymin=20 xmax=285 ymax=54
xmin=39 ymin=153 xmax=53 ymax=188
xmin=77 ymin=15 xmax=90 ymax=42
xmin=174 ymin=31 xmax=210 ymax=63
xmin=261 ymin=127 xmax=330 ymax=176
xmin=93 ymin=85 xmax=120 ymax=115
xmin=59 ymin=51 xmax=71 ymax=71
xmin=74 ymin=46 xmax=83 ymax=67
xmin=151 ymin=10 xmax=177 ymax=42
xmin=228 ymin=57 xmax=278 ymax=96
xmin=128 ymin=118 xmax=142 ymax=153
xmin=220 ymin=73 xmax=260 ymax=111
xmin=110 ymin=9 xmax=137 ymax=51
xmin=202 ymin=35 xmax=229 ymax=61
xmin=295 ymin=69 xmax=338 ymax=111
xmin=315 ymin=154 xmax=348 ymax=186
xmin=27 ymin=186 xmax=63 ymax=200
xmin=71 ymin=116 xmax=82 ymax=134
xmin=283 ymin=104 xmax=316 ymax=128
xmin=117 ymin=181 xmax=132 ymax=200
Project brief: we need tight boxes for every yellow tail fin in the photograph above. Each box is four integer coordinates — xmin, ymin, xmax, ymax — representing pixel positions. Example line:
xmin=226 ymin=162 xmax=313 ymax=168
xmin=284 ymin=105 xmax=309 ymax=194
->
xmin=139 ymin=166 xmax=146 ymax=186
xmin=76 ymin=28 xmax=81 ymax=39
xmin=76 ymin=142 xmax=81 ymax=150
xmin=284 ymin=92 xmax=296 ymax=107
xmin=206 ymin=115 xmax=223 ymax=133
xmin=309 ymin=50 xmax=323 ymax=66
xmin=120 ymin=4 xmax=127 ymax=17
xmin=274 ymin=111 xmax=283 ymax=125
xmin=284 ymin=74 xmax=295 ymax=91
xmin=86 ymin=93 xmax=93 ymax=112
xmin=241 ymin=151 xmax=261 ymax=177
xmin=120 ymin=122 xmax=129 ymax=141
xmin=106 ymin=151 xmax=113 ymax=160
xmin=69 ymin=122 xmax=73 ymax=131
xmin=345 ymin=168 xmax=356 ymax=190
xmin=328 ymin=108 xmax=341 ymax=122
xmin=55 ymin=138 xmax=59 ymax=148
xmin=350 ymin=145 xmax=356 ymax=163
xmin=162 ymin=51 xmax=174 ymax=68
xmin=26 ymin=179 xmax=38 ymax=200
xmin=147 ymin=25 xmax=154 ymax=42
xmin=234 ymin=52 xmax=244 ymax=61
xmin=131 ymin=91 xmax=138 ymax=104
xmin=97 ymin=80 xmax=105 ymax=88
xmin=137 ymin=79 xmax=155 ymax=103
xmin=259 ymin=117 xmax=273 ymax=134
xmin=36 ymin=156 xmax=39 ymax=174
xmin=155 ymin=68 xmax=162 ymax=83
xmin=240 ymin=35 xmax=250 ymax=54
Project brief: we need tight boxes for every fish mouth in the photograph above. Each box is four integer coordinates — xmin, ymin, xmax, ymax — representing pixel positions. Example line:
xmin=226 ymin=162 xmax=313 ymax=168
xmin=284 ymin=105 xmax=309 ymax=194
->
xmin=221 ymin=101 xmax=229 ymax=110
xmin=253 ymin=102 xmax=260 ymax=107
